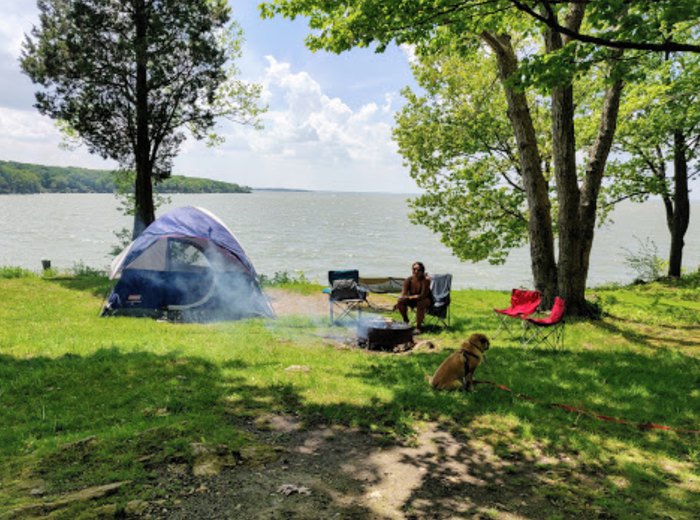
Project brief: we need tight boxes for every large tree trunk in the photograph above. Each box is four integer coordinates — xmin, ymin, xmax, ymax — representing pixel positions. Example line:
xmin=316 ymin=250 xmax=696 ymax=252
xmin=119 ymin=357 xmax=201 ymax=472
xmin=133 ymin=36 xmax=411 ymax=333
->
xmin=481 ymin=32 xmax=558 ymax=304
xmin=554 ymin=75 xmax=623 ymax=316
xmin=579 ymin=76 xmax=624 ymax=299
xmin=545 ymin=33 xmax=581 ymax=313
xmin=544 ymin=6 xmax=584 ymax=313
xmin=668 ymin=130 xmax=690 ymax=277
xmin=132 ymin=0 xmax=155 ymax=239
xmin=546 ymin=6 xmax=622 ymax=317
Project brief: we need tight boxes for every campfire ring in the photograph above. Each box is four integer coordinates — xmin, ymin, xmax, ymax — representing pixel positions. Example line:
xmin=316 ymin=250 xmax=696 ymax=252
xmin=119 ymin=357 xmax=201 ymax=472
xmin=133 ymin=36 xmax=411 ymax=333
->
xmin=357 ymin=318 xmax=414 ymax=350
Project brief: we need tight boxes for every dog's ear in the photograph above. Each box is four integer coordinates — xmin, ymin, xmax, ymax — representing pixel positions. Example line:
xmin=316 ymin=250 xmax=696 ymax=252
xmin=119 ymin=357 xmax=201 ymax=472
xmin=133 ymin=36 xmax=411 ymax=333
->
xmin=469 ymin=333 xmax=490 ymax=350
xmin=460 ymin=340 xmax=470 ymax=351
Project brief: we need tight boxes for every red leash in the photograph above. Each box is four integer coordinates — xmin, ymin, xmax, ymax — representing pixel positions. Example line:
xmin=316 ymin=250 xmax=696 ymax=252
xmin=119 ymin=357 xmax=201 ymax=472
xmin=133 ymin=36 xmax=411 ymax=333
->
xmin=473 ymin=380 xmax=700 ymax=435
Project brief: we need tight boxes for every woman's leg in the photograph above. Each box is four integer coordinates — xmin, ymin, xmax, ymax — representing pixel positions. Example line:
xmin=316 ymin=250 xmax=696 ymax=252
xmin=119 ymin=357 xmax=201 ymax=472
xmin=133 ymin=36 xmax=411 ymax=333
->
xmin=397 ymin=299 xmax=409 ymax=323
xmin=415 ymin=297 xmax=431 ymax=329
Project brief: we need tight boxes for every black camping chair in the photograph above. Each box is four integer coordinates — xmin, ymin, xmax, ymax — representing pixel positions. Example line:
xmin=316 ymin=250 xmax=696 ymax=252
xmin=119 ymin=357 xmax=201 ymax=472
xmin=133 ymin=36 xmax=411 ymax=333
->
xmin=424 ymin=273 xmax=452 ymax=328
xmin=325 ymin=269 xmax=368 ymax=324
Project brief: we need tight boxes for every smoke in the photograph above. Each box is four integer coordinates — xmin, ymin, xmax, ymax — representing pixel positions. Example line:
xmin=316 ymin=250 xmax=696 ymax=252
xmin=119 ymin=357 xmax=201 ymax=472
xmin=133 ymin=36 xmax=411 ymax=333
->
xmin=258 ymin=294 xmax=393 ymax=347
xmin=170 ymin=243 xmax=274 ymax=323
xmin=102 ymin=235 xmax=411 ymax=344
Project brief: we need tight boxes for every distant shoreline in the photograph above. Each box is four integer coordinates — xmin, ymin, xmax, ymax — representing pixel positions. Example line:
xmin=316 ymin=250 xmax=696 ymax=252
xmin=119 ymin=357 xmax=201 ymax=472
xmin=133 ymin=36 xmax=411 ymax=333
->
xmin=252 ymin=187 xmax=312 ymax=193
xmin=0 ymin=159 xmax=251 ymax=194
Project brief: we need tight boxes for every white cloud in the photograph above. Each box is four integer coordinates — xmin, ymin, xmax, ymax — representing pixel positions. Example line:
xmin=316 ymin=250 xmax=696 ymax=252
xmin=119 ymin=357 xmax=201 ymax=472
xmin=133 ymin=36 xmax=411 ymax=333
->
xmin=0 ymin=107 xmax=54 ymax=140
xmin=400 ymin=44 xmax=418 ymax=66
xmin=0 ymin=33 xmax=415 ymax=192
xmin=0 ymin=107 xmax=116 ymax=169
xmin=231 ymin=55 xmax=399 ymax=167
xmin=171 ymin=54 xmax=416 ymax=192
xmin=0 ymin=16 xmax=26 ymax=57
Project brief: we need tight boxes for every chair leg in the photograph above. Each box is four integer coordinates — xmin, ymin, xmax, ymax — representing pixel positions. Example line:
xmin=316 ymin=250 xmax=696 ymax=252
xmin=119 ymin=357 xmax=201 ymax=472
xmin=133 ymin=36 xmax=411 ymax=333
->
xmin=520 ymin=323 xmax=539 ymax=348
xmin=494 ymin=314 xmax=526 ymax=340
xmin=330 ymin=300 xmax=365 ymax=325
xmin=492 ymin=315 xmax=509 ymax=339
xmin=521 ymin=323 xmax=564 ymax=350
xmin=423 ymin=312 xmax=450 ymax=330
xmin=548 ymin=323 xmax=564 ymax=350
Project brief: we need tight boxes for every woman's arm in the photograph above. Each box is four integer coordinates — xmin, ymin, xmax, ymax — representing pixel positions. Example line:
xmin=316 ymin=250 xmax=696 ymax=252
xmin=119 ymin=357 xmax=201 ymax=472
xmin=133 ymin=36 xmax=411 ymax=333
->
xmin=419 ymin=277 xmax=431 ymax=300
xmin=400 ymin=277 xmax=410 ymax=300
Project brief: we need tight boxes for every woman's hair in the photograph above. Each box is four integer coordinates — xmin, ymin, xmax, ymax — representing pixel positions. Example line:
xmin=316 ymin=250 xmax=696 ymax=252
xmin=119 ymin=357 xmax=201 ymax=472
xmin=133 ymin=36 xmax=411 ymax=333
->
xmin=412 ymin=261 xmax=425 ymax=272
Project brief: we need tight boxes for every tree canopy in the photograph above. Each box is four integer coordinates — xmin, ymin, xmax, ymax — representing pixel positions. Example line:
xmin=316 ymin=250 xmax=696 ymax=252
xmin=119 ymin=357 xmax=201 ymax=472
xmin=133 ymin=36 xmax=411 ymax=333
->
xmin=262 ymin=0 xmax=630 ymax=315
xmin=604 ymin=52 xmax=700 ymax=277
xmin=22 ymin=0 xmax=264 ymax=236
xmin=394 ymin=48 xmax=532 ymax=265
xmin=508 ymin=0 xmax=700 ymax=53
xmin=261 ymin=0 xmax=700 ymax=54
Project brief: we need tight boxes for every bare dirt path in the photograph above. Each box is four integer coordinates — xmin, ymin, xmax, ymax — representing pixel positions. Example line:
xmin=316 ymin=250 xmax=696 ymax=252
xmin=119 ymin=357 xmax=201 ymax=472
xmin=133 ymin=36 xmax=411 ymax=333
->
xmin=141 ymin=412 xmax=583 ymax=520
xmin=265 ymin=287 xmax=331 ymax=317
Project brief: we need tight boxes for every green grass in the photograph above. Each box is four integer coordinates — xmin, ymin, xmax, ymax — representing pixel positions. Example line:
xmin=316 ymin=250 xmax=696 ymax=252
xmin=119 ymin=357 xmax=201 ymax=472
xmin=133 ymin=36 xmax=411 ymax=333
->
xmin=0 ymin=271 xmax=698 ymax=518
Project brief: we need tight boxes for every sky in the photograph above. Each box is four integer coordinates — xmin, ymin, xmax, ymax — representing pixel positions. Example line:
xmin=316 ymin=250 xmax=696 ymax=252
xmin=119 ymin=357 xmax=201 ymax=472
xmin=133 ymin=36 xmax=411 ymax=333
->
xmin=0 ymin=1 xmax=419 ymax=193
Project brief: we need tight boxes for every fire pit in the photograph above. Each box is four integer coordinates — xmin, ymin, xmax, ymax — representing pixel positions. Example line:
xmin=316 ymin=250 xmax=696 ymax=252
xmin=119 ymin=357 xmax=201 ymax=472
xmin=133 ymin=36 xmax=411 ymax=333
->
xmin=357 ymin=318 xmax=414 ymax=350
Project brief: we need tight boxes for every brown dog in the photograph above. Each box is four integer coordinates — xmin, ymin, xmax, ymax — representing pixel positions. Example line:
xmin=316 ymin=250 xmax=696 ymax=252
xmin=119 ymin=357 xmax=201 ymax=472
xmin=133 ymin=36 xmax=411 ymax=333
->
xmin=428 ymin=333 xmax=490 ymax=391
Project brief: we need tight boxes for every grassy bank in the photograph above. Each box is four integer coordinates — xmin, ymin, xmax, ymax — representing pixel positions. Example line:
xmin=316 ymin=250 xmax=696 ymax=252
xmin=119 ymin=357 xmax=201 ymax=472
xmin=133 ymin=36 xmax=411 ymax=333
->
xmin=0 ymin=270 xmax=698 ymax=518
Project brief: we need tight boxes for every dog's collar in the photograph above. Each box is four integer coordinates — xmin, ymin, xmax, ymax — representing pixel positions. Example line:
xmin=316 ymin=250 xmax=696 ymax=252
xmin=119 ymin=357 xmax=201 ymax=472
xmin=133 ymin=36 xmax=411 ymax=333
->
xmin=473 ymin=342 xmax=487 ymax=354
xmin=462 ymin=350 xmax=482 ymax=362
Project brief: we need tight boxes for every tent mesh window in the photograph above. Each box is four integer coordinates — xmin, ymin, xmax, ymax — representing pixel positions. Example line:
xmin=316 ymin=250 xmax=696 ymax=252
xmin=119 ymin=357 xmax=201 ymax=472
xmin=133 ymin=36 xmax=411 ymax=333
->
xmin=168 ymin=240 xmax=209 ymax=271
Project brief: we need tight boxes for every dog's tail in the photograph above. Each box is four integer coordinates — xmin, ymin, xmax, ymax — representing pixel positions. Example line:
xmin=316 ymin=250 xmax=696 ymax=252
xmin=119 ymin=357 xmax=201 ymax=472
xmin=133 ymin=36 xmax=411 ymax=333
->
xmin=424 ymin=374 xmax=433 ymax=385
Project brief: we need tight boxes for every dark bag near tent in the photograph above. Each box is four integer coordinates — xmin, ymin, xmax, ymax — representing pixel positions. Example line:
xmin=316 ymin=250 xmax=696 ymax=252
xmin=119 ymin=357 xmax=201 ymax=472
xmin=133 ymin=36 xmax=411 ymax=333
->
xmin=331 ymin=279 xmax=362 ymax=300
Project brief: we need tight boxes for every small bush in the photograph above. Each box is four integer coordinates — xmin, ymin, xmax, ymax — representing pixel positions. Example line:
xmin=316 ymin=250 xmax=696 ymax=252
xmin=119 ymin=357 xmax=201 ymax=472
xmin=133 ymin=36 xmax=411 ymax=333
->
xmin=677 ymin=269 xmax=700 ymax=289
xmin=259 ymin=271 xmax=310 ymax=287
xmin=0 ymin=266 xmax=36 ymax=279
xmin=622 ymin=236 xmax=664 ymax=283
xmin=41 ymin=267 xmax=59 ymax=278
xmin=110 ymin=227 xmax=132 ymax=257
xmin=71 ymin=262 xmax=107 ymax=277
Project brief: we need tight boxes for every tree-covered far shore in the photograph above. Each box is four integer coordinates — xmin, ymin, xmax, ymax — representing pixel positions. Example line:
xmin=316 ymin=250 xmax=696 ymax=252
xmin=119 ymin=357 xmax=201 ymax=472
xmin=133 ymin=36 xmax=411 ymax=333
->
xmin=0 ymin=160 xmax=251 ymax=194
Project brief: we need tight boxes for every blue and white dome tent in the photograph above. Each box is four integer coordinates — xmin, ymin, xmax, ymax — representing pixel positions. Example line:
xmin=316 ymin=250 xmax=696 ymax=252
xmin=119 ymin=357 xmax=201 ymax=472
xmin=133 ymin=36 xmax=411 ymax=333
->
xmin=102 ymin=206 xmax=274 ymax=322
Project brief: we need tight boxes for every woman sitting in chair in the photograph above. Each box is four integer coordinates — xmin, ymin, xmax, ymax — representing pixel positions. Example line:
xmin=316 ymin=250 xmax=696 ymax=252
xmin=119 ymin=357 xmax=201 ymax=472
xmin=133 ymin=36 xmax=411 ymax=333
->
xmin=397 ymin=261 xmax=432 ymax=334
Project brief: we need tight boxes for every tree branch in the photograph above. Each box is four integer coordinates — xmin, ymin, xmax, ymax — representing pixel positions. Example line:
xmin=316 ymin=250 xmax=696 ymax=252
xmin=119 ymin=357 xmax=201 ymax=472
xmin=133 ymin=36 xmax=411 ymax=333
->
xmin=508 ymin=0 xmax=700 ymax=53
xmin=602 ymin=191 xmax=650 ymax=209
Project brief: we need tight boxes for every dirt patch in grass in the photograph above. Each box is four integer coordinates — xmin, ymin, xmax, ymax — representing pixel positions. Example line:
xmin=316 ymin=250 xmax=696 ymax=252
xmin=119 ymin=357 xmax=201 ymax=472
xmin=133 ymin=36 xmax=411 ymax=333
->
xmin=136 ymin=414 xmax=610 ymax=520
xmin=265 ymin=288 xmax=329 ymax=317
xmin=265 ymin=288 xmax=398 ymax=319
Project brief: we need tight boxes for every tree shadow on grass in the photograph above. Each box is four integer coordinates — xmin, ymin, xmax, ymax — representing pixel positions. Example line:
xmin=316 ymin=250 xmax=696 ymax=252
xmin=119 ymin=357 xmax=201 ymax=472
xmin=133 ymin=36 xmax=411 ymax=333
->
xmin=593 ymin=317 xmax=700 ymax=350
xmin=0 ymin=349 xmax=381 ymax=518
xmin=1 ymin=343 xmax=696 ymax=519
xmin=391 ymin=418 xmax=693 ymax=520
xmin=297 ymin=346 xmax=698 ymax=518
xmin=357 ymin=347 xmax=698 ymax=445
xmin=596 ymin=311 xmax=700 ymax=348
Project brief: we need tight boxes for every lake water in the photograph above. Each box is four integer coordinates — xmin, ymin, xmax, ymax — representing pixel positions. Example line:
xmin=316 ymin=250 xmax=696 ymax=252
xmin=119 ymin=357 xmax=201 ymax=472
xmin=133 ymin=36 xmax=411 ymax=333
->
xmin=1 ymin=193 xmax=698 ymax=290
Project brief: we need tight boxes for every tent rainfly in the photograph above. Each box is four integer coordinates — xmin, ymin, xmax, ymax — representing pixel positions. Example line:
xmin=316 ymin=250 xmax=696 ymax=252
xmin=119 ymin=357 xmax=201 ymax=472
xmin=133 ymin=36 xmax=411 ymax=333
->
xmin=102 ymin=206 xmax=274 ymax=322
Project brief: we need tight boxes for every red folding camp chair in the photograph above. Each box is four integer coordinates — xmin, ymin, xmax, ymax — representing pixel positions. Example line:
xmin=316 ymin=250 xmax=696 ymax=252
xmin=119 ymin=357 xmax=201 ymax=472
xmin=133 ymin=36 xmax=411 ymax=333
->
xmin=493 ymin=289 xmax=541 ymax=339
xmin=521 ymin=297 xmax=566 ymax=350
